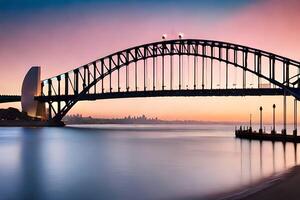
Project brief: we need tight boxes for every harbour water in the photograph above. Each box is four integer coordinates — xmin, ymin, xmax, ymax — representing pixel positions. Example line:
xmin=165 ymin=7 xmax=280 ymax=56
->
xmin=0 ymin=124 xmax=299 ymax=200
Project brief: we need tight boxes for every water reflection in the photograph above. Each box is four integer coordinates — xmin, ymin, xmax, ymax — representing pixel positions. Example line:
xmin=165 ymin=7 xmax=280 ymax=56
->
xmin=294 ymin=143 xmax=298 ymax=165
xmin=0 ymin=125 xmax=300 ymax=200
xmin=259 ymin=141 xmax=262 ymax=176
xmin=239 ymin=138 xmax=299 ymax=185
xmin=272 ymin=141 xmax=276 ymax=172
xmin=19 ymin=128 xmax=44 ymax=199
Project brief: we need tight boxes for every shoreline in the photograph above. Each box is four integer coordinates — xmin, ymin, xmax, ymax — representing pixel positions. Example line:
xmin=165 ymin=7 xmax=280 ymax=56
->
xmin=208 ymin=165 xmax=300 ymax=200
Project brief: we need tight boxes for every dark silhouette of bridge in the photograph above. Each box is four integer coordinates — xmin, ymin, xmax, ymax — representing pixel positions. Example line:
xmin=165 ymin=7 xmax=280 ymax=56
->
xmin=0 ymin=95 xmax=21 ymax=103
xmin=3 ymin=39 xmax=300 ymax=129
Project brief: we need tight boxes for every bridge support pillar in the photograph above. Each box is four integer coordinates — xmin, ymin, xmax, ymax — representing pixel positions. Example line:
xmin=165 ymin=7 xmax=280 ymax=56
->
xmin=45 ymin=118 xmax=65 ymax=127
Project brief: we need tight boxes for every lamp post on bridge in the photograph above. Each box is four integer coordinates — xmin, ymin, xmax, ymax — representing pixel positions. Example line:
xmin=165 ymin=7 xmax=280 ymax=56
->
xmin=178 ymin=33 xmax=183 ymax=39
xmin=272 ymin=104 xmax=276 ymax=134
xmin=259 ymin=106 xmax=263 ymax=134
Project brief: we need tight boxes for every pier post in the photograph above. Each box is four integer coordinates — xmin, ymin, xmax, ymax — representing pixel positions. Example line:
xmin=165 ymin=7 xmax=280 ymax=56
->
xmin=249 ymin=113 xmax=252 ymax=132
xmin=272 ymin=104 xmax=276 ymax=134
xmin=294 ymin=99 xmax=297 ymax=136
xmin=259 ymin=106 xmax=263 ymax=134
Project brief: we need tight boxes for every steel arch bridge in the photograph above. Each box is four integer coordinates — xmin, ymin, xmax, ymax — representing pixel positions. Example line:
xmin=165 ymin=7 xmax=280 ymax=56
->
xmin=38 ymin=39 xmax=300 ymax=123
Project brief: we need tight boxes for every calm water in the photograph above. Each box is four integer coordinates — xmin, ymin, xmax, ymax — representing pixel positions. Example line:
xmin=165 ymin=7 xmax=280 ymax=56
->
xmin=0 ymin=124 xmax=299 ymax=200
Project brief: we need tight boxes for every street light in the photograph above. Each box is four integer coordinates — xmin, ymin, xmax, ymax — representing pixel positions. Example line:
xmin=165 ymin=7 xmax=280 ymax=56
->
xmin=249 ymin=113 xmax=252 ymax=132
xmin=272 ymin=104 xmax=276 ymax=134
xmin=294 ymin=99 xmax=297 ymax=136
xmin=162 ymin=34 xmax=167 ymax=40
xmin=178 ymin=33 xmax=184 ymax=39
xmin=259 ymin=106 xmax=263 ymax=134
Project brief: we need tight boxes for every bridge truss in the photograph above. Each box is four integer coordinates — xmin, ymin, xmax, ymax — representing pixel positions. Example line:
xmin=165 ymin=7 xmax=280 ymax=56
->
xmin=38 ymin=39 xmax=300 ymax=122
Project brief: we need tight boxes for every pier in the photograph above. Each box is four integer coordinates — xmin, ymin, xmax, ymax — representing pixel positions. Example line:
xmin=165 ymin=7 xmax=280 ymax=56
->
xmin=235 ymin=128 xmax=300 ymax=143
xmin=236 ymin=101 xmax=300 ymax=143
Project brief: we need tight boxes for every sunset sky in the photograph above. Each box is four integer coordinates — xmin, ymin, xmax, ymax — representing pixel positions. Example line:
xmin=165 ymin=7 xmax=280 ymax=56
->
xmin=1 ymin=0 xmax=300 ymax=123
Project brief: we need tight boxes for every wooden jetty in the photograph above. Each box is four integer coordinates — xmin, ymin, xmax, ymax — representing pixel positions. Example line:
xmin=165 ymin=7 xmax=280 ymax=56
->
xmin=235 ymin=128 xmax=300 ymax=143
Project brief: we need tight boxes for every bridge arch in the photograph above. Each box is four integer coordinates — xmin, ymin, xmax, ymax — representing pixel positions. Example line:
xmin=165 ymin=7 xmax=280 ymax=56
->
xmin=39 ymin=39 xmax=300 ymax=122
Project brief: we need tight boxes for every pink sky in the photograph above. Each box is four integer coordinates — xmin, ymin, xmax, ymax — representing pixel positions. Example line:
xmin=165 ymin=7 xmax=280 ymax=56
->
xmin=1 ymin=0 xmax=300 ymax=123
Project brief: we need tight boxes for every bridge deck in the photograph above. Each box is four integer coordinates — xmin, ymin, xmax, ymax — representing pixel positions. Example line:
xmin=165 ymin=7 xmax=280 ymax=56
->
xmin=0 ymin=95 xmax=21 ymax=103
xmin=36 ymin=88 xmax=295 ymax=102
xmin=2 ymin=89 xmax=298 ymax=103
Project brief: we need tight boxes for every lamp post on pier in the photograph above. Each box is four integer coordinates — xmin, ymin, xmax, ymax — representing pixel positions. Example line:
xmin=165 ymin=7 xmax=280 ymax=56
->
xmin=294 ymin=99 xmax=297 ymax=136
xmin=282 ymin=90 xmax=287 ymax=135
xmin=259 ymin=106 xmax=263 ymax=134
xmin=272 ymin=104 xmax=276 ymax=134
xmin=249 ymin=113 xmax=252 ymax=132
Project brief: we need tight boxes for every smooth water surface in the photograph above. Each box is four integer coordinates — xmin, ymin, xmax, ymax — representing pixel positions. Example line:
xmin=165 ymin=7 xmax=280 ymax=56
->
xmin=0 ymin=124 xmax=298 ymax=200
